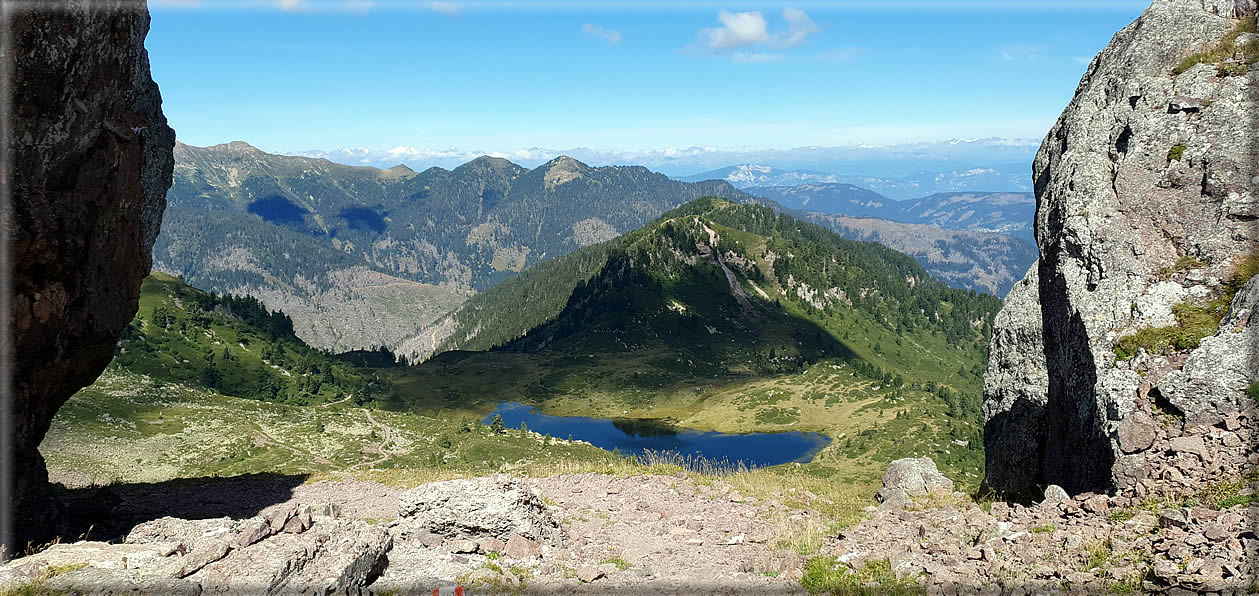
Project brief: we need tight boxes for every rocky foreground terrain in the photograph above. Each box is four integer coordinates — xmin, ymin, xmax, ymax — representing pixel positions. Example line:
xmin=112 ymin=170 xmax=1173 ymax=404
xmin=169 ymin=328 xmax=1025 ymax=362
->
xmin=1 ymin=395 xmax=1251 ymax=595
xmin=0 ymin=473 xmax=816 ymax=594
xmin=830 ymin=397 xmax=1259 ymax=593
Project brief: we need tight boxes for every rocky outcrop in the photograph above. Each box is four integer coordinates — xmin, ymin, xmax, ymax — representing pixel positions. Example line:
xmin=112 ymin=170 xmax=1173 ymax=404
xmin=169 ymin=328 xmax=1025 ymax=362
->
xmin=830 ymin=423 xmax=1258 ymax=593
xmin=395 ymin=475 xmax=565 ymax=547
xmin=0 ymin=502 xmax=390 ymax=595
xmin=9 ymin=0 xmax=175 ymax=547
xmin=874 ymin=457 xmax=955 ymax=508
xmin=983 ymin=0 xmax=1259 ymax=495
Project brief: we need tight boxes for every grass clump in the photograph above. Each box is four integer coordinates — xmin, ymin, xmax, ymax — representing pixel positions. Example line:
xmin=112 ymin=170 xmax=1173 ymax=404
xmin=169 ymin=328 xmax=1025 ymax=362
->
xmin=509 ymin=565 xmax=533 ymax=580
xmin=0 ymin=562 xmax=87 ymax=596
xmin=1248 ymin=382 xmax=1259 ymax=405
xmin=1158 ymin=255 xmax=1204 ymax=280
xmin=1122 ymin=250 xmax=1259 ymax=361
xmin=1166 ymin=143 xmax=1187 ymax=163
xmin=801 ymin=557 xmax=921 ymax=595
xmin=600 ymin=557 xmax=631 ymax=571
xmin=1194 ymin=472 xmax=1259 ymax=509
xmin=1030 ymin=524 xmax=1056 ymax=534
xmin=1172 ymin=17 xmax=1258 ymax=76
xmin=1114 ymin=326 xmax=1197 ymax=360
xmin=1083 ymin=539 xmax=1115 ymax=571
xmin=1107 ymin=509 xmax=1138 ymax=523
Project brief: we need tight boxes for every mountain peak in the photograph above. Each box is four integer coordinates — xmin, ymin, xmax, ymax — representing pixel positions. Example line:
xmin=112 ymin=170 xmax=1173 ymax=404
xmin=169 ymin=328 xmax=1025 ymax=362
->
xmin=381 ymin=164 xmax=416 ymax=179
xmin=209 ymin=140 xmax=262 ymax=153
xmin=540 ymin=156 xmax=590 ymax=188
xmin=543 ymin=155 xmax=589 ymax=169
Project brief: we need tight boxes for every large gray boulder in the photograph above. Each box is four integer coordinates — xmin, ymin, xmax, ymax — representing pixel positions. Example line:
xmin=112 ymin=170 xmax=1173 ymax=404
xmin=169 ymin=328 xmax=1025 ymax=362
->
xmin=983 ymin=0 xmax=1259 ymax=495
xmin=397 ymin=475 xmax=564 ymax=546
xmin=876 ymin=457 xmax=954 ymax=507
xmin=191 ymin=517 xmax=391 ymax=595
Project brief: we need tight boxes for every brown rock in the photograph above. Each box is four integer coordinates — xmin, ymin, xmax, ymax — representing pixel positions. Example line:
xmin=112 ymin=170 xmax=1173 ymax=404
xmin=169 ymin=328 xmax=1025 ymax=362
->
xmin=166 ymin=539 xmax=231 ymax=578
xmin=264 ymin=505 xmax=296 ymax=532
xmin=1081 ymin=495 xmax=1109 ymax=515
xmin=505 ymin=534 xmax=542 ymax=559
xmin=1221 ymin=413 xmax=1242 ymax=431
xmin=1168 ymin=436 xmax=1206 ymax=459
xmin=231 ymin=518 xmax=272 ymax=549
xmin=1153 ymin=558 xmax=1179 ymax=580
xmin=476 ymin=538 xmax=506 ymax=554
xmin=1158 ymin=509 xmax=1191 ymax=530
xmin=8 ymin=0 xmax=175 ymax=548
xmin=1116 ymin=416 xmax=1158 ymax=453
xmin=576 ymin=565 xmax=605 ymax=583
xmin=280 ymin=513 xmax=310 ymax=534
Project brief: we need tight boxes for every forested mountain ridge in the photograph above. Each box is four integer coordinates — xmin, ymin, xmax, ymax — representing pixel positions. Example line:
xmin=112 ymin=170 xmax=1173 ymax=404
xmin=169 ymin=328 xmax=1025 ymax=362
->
xmin=156 ymin=142 xmax=759 ymax=352
xmin=804 ymin=214 xmax=1037 ymax=296
xmin=404 ymin=197 xmax=1002 ymax=365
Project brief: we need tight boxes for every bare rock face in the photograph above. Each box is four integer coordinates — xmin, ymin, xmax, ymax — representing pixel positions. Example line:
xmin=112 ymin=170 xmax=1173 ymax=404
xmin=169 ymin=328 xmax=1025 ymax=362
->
xmin=981 ymin=266 xmax=1048 ymax=497
xmin=983 ymin=0 xmax=1258 ymax=495
xmin=9 ymin=0 xmax=175 ymax=547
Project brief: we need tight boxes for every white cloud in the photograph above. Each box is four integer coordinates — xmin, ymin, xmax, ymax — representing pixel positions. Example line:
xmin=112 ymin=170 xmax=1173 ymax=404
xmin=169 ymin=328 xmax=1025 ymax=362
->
xmin=776 ymin=8 xmax=818 ymax=48
xmin=701 ymin=10 xmax=769 ymax=50
xmin=275 ymin=0 xmax=303 ymax=11
xmin=695 ymin=8 xmax=819 ymax=60
xmin=428 ymin=1 xmax=459 ymax=15
xmin=581 ymin=23 xmax=622 ymax=45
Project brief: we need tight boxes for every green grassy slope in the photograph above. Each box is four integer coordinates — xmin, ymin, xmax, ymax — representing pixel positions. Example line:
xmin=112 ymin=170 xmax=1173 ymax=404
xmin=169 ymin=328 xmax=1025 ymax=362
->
xmin=113 ymin=272 xmax=383 ymax=405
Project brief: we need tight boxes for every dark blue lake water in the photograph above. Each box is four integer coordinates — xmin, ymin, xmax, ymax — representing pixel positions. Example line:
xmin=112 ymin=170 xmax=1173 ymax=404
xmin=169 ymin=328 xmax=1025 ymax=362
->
xmin=482 ymin=402 xmax=830 ymax=467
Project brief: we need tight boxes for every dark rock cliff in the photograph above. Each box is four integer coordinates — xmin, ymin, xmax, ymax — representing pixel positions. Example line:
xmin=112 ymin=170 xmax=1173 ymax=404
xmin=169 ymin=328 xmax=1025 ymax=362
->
xmin=8 ymin=0 xmax=174 ymax=548
xmin=983 ymin=0 xmax=1259 ymax=496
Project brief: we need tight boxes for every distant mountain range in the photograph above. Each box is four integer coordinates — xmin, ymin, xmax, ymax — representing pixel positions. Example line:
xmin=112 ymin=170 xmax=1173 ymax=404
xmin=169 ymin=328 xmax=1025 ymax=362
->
xmin=681 ymin=163 xmax=1032 ymax=200
xmin=157 ymin=141 xmax=758 ymax=352
xmin=291 ymin=137 xmax=1038 ymax=179
xmin=748 ymin=184 xmax=1036 ymax=246
xmin=159 ymin=142 xmax=1037 ymax=354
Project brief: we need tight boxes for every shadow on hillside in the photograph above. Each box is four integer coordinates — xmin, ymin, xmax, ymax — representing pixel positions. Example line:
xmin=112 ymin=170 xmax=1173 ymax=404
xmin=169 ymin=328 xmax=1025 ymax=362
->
xmin=54 ymin=472 xmax=309 ymax=542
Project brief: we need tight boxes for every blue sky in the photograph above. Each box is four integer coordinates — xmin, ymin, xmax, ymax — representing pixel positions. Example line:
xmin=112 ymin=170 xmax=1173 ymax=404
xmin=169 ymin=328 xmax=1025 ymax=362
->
xmin=147 ymin=0 xmax=1147 ymax=156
